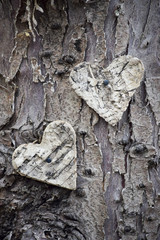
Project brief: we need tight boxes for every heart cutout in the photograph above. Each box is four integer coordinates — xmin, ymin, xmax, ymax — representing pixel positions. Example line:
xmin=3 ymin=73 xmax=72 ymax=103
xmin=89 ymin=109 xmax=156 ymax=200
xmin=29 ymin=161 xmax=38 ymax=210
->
xmin=12 ymin=121 xmax=77 ymax=190
xmin=69 ymin=55 xmax=144 ymax=125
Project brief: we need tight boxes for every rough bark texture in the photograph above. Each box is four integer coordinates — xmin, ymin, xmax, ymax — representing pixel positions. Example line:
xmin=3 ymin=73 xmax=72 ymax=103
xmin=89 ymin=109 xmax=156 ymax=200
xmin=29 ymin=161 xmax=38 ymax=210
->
xmin=0 ymin=0 xmax=160 ymax=240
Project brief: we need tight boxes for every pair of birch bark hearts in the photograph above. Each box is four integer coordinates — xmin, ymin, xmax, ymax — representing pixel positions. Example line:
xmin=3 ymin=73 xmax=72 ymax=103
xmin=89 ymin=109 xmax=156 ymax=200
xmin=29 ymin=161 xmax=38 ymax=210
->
xmin=12 ymin=55 xmax=144 ymax=190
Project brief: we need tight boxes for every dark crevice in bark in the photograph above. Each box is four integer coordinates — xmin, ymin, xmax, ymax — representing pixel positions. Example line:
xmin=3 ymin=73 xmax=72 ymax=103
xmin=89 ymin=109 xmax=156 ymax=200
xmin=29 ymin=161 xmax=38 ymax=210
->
xmin=145 ymin=94 xmax=159 ymax=154
xmin=121 ymin=173 xmax=125 ymax=188
xmin=125 ymin=18 xmax=130 ymax=55
xmin=104 ymin=0 xmax=118 ymax=66
xmin=79 ymin=99 xmax=84 ymax=114
xmin=141 ymin=0 xmax=151 ymax=35
xmin=141 ymin=76 xmax=160 ymax=155
xmin=89 ymin=112 xmax=95 ymax=127
xmin=125 ymin=42 xmax=129 ymax=55
xmin=128 ymin=103 xmax=133 ymax=143
xmin=0 ymin=82 xmax=18 ymax=131
xmin=84 ymin=22 xmax=97 ymax=63
xmin=65 ymin=0 xmax=70 ymax=25
xmin=127 ymin=20 xmax=134 ymax=54
xmin=61 ymin=1 xmax=69 ymax=51
xmin=94 ymin=118 xmax=122 ymax=240
xmin=140 ymin=77 xmax=148 ymax=106
xmin=10 ymin=0 xmax=22 ymax=36
xmin=156 ymin=225 xmax=160 ymax=240
xmin=124 ymin=151 xmax=128 ymax=177
xmin=138 ymin=204 xmax=144 ymax=233
xmin=104 ymin=173 xmax=122 ymax=240
xmin=94 ymin=118 xmax=113 ymax=174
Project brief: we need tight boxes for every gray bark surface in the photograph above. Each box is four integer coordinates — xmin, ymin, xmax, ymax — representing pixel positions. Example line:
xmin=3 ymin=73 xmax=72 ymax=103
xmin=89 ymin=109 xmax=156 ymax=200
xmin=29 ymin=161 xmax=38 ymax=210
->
xmin=0 ymin=0 xmax=160 ymax=240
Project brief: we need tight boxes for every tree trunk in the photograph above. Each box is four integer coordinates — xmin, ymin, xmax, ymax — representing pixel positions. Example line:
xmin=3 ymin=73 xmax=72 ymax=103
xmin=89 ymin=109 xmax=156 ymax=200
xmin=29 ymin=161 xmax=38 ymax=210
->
xmin=0 ymin=0 xmax=160 ymax=240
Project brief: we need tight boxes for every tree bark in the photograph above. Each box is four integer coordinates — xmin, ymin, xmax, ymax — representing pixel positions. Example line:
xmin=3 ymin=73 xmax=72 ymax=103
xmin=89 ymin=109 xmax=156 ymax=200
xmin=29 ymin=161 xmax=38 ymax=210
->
xmin=0 ymin=0 xmax=160 ymax=240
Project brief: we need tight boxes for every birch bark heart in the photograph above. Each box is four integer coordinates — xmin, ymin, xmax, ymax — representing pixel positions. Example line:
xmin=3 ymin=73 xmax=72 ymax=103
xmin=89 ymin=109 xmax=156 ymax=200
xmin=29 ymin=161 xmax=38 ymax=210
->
xmin=69 ymin=55 xmax=144 ymax=126
xmin=12 ymin=121 xmax=77 ymax=190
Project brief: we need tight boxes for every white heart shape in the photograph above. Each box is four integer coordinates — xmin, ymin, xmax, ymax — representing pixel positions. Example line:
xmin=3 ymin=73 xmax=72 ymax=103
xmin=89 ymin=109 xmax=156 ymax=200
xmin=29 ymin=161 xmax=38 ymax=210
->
xmin=12 ymin=121 xmax=77 ymax=190
xmin=69 ymin=55 xmax=144 ymax=126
